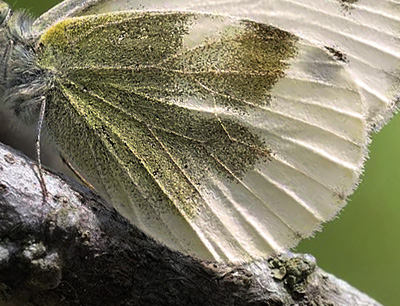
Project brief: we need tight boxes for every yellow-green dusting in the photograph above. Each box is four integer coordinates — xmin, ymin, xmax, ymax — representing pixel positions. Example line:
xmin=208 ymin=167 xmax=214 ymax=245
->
xmin=37 ymin=11 xmax=297 ymax=230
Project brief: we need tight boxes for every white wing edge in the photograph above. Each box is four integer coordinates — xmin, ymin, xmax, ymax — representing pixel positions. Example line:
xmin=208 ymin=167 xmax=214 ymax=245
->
xmin=31 ymin=0 xmax=108 ymax=36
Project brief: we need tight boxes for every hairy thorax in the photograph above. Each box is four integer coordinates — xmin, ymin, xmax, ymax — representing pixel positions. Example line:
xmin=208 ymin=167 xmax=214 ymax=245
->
xmin=1 ymin=10 xmax=53 ymax=125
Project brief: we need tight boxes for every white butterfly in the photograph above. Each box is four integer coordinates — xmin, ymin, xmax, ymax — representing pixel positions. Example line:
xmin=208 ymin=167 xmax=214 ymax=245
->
xmin=1 ymin=0 xmax=399 ymax=262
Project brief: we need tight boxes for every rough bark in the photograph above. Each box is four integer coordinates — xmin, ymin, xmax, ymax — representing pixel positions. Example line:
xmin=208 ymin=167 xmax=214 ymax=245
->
xmin=0 ymin=142 xmax=382 ymax=306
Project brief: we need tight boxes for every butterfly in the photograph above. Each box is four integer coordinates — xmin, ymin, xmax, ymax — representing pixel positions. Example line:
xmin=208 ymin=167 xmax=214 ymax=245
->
xmin=0 ymin=0 xmax=399 ymax=262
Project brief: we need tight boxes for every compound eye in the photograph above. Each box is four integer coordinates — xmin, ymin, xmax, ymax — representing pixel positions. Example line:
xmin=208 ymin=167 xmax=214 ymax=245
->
xmin=0 ymin=2 xmax=11 ymax=27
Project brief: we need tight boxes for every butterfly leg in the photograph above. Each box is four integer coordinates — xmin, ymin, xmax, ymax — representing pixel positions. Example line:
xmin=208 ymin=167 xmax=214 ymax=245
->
xmin=35 ymin=95 xmax=49 ymax=202
xmin=60 ymin=154 xmax=95 ymax=190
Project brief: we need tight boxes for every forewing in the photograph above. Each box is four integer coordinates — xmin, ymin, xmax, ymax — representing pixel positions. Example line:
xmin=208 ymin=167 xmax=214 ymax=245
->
xmin=38 ymin=11 xmax=368 ymax=261
xmin=78 ymin=0 xmax=400 ymax=129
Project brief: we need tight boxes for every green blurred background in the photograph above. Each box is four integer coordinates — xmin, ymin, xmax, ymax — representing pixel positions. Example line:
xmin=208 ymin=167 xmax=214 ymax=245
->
xmin=6 ymin=1 xmax=400 ymax=305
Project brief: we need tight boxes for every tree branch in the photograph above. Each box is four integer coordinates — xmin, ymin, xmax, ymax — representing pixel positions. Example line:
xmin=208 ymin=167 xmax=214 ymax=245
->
xmin=0 ymin=142 xmax=382 ymax=306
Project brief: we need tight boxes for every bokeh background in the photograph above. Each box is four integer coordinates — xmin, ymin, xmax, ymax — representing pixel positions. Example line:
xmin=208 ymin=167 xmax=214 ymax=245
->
xmin=3 ymin=1 xmax=400 ymax=305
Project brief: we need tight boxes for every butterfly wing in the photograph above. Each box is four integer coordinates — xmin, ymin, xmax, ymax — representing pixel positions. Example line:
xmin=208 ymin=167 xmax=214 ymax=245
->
xmin=35 ymin=10 xmax=372 ymax=262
